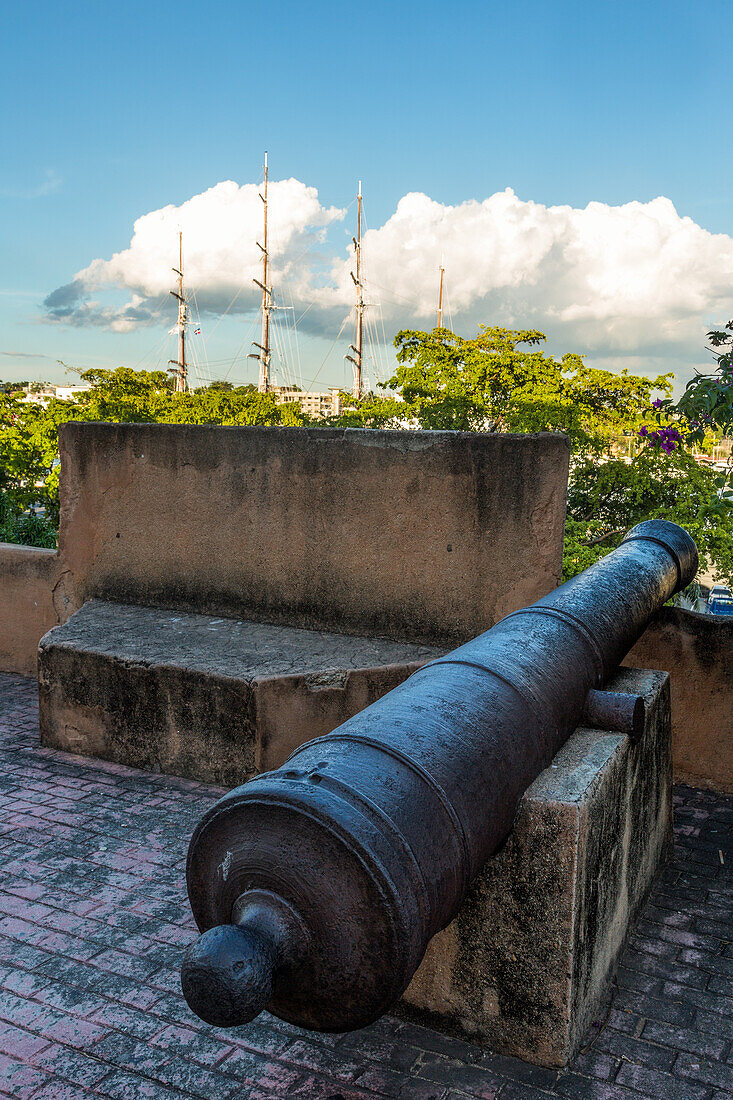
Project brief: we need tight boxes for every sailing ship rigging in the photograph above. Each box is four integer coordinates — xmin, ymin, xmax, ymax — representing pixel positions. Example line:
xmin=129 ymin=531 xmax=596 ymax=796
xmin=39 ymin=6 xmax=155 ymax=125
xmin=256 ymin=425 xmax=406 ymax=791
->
xmin=249 ymin=152 xmax=273 ymax=393
xmin=437 ymin=263 xmax=445 ymax=330
xmin=345 ymin=181 xmax=364 ymax=399
xmin=158 ymin=161 xmax=386 ymax=405
xmin=168 ymin=231 xmax=188 ymax=392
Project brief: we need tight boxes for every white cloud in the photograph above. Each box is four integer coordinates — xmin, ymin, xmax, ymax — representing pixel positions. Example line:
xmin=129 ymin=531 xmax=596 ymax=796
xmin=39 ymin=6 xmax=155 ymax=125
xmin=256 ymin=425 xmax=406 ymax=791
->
xmin=329 ymin=190 xmax=733 ymax=359
xmin=45 ymin=178 xmax=345 ymax=332
xmin=43 ymin=179 xmax=733 ymax=376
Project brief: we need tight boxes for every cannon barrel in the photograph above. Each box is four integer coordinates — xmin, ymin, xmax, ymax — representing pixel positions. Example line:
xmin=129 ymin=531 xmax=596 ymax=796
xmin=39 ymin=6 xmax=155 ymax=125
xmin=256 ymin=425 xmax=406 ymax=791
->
xmin=181 ymin=519 xmax=697 ymax=1031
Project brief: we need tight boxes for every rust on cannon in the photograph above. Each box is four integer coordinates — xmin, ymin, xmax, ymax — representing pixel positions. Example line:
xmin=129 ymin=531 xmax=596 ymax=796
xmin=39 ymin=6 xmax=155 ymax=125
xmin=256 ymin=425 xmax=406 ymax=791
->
xmin=180 ymin=519 xmax=697 ymax=1031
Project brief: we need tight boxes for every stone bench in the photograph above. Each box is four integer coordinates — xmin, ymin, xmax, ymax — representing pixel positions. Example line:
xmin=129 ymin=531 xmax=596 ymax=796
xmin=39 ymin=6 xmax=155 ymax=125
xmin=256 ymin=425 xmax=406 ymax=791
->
xmin=38 ymin=599 xmax=442 ymax=787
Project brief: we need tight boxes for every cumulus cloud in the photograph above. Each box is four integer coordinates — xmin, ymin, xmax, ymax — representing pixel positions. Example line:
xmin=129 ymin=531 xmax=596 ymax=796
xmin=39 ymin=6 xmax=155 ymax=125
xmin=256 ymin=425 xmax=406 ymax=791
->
xmin=42 ymin=178 xmax=733 ymax=373
xmin=328 ymin=190 xmax=733 ymax=360
xmin=44 ymin=178 xmax=345 ymax=332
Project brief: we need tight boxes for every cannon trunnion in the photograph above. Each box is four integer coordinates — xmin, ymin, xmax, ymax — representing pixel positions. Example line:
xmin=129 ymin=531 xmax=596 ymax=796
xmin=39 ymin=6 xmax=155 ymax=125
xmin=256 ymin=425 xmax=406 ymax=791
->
xmin=181 ymin=520 xmax=697 ymax=1032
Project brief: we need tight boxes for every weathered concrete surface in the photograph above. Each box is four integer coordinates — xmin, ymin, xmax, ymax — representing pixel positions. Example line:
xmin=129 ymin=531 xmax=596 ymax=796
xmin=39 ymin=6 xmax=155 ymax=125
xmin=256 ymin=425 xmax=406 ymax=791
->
xmin=38 ymin=599 xmax=442 ymax=786
xmin=399 ymin=667 xmax=673 ymax=1068
xmin=56 ymin=423 xmax=569 ymax=647
xmin=627 ymin=605 xmax=733 ymax=794
xmin=0 ymin=544 xmax=66 ymax=676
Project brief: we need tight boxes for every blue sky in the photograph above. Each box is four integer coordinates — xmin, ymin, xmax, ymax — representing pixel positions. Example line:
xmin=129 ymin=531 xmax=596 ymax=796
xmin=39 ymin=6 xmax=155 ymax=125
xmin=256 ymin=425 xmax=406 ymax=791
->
xmin=2 ymin=0 xmax=732 ymax=391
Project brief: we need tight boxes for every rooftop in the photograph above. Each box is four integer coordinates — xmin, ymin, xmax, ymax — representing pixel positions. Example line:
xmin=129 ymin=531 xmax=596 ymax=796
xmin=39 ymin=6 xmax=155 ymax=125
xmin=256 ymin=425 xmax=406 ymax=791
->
xmin=0 ymin=672 xmax=731 ymax=1100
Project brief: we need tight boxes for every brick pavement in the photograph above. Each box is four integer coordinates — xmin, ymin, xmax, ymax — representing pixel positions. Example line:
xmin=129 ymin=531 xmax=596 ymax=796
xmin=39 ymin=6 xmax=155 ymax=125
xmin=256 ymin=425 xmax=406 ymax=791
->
xmin=0 ymin=671 xmax=731 ymax=1100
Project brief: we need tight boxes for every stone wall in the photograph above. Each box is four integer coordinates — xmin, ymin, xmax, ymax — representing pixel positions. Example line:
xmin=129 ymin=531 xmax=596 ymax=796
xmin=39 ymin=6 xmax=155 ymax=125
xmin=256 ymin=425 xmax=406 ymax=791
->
xmin=0 ymin=545 xmax=65 ymax=677
xmin=0 ymin=422 xmax=570 ymax=669
xmin=625 ymin=606 xmax=733 ymax=794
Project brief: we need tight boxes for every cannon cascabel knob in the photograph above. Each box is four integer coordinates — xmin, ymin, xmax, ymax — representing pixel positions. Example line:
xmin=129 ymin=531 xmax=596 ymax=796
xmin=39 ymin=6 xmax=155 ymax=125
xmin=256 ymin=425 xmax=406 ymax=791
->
xmin=181 ymin=890 xmax=307 ymax=1027
xmin=181 ymin=923 xmax=276 ymax=1027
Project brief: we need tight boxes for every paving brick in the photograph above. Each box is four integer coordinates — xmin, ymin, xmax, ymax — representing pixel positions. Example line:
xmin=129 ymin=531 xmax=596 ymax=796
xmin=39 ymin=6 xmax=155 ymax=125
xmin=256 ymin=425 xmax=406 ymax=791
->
xmin=614 ymin=966 xmax=665 ymax=995
xmin=569 ymin=1049 xmax=619 ymax=1080
xmin=356 ymin=1062 xmax=448 ymax=1098
xmin=388 ymin=1022 xmax=484 ymax=1065
xmin=553 ymin=1074 xmax=641 ymax=1099
xmin=678 ymin=949 xmax=733 ymax=980
xmin=23 ymin=1081 xmax=97 ymax=1100
xmin=604 ymin=1008 xmax=645 ymax=1036
xmin=615 ymin=1061 xmax=713 ymax=1099
xmin=336 ymin=1029 xmax=424 ymax=1074
xmin=285 ymin=1075 xmax=380 ymax=1099
xmin=675 ymin=1051 xmax=733 ymax=1092
xmin=31 ymin=1041 xmax=112 ymax=1086
xmin=279 ymin=1037 xmax=366 ymax=1082
xmin=476 ymin=1052 xmax=557 ymax=1091
xmin=593 ymin=1027 xmax=676 ymax=1070
xmin=149 ymin=1022 xmax=234 ymax=1068
xmin=620 ymin=947 xmax=710 ymax=989
xmin=36 ymin=1013 xmax=109 ymax=1049
xmin=608 ymin=989 xmax=695 ymax=1027
xmin=0 ymin=1021 xmax=50 ymax=1061
xmin=216 ymin=1047 xmax=302 ymax=1090
xmin=494 ymin=1088 xmax=559 ymax=1100
xmin=411 ymin=1052 xmax=505 ymax=1097
xmin=661 ymin=981 xmax=733 ymax=1017
xmin=707 ymin=973 xmax=733 ymax=998
xmin=93 ymin=1068 xmax=197 ymax=1099
xmin=694 ymin=1010 xmax=733 ymax=1041
xmin=636 ymin=921 xmax=723 ymax=952
xmin=0 ymin=1051 xmax=51 ymax=1099
xmin=2 ymin=672 xmax=733 ymax=1100
xmin=86 ymin=1003 xmax=166 ymax=1042
xmin=641 ymin=1020 xmax=728 ymax=1060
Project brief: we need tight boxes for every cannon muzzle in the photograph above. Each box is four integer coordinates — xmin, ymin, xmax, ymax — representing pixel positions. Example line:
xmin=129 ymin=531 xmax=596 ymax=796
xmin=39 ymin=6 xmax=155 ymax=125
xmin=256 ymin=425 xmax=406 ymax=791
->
xmin=181 ymin=519 xmax=697 ymax=1031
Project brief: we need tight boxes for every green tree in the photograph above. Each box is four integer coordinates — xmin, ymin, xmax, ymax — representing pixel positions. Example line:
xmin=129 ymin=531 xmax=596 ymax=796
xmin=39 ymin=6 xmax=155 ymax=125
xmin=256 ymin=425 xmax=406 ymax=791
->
xmin=0 ymin=488 xmax=57 ymax=548
xmin=667 ymin=322 xmax=733 ymax=448
xmin=324 ymin=391 xmax=406 ymax=428
xmin=563 ymin=448 xmax=733 ymax=583
xmin=0 ymin=367 xmax=307 ymax=548
xmin=389 ymin=326 xmax=671 ymax=451
xmin=74 ymin=367 xmax=174 ymax=421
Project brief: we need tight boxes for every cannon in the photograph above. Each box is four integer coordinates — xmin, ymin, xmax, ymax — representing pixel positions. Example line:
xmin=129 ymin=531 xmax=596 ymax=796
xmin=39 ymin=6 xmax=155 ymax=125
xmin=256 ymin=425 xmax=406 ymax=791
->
xmin=181 ymin=519 xmax=697 ymax=1031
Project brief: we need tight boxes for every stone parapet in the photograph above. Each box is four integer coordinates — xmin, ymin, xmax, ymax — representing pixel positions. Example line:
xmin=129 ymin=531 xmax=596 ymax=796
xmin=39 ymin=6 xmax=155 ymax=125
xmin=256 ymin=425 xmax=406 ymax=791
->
xmin=399 ymin=666 xmax=673 ymax=1068
xmin=626 ymin=605 xmax=733 ymax=794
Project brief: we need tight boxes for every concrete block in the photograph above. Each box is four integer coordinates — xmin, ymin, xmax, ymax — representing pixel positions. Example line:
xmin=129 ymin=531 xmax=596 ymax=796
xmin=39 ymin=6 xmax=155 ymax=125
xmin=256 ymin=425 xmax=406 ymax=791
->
xmin=38 ymin=599 xmax=442 ymax=787
xmin=399 ymin=667 xmax=673 ymax=1068
xmin=56 ymin=423 xmax=569 ymax=647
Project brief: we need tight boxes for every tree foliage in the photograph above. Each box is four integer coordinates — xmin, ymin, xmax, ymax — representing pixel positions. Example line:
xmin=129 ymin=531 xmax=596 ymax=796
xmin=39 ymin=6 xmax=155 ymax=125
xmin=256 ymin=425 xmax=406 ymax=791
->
xmin=0 ymin=368 xmax=306 ymax=546
xmin=563 ymin=449 xmax=733 ymax=582
xmin=386 ymin=326 xmax=672 ymax=452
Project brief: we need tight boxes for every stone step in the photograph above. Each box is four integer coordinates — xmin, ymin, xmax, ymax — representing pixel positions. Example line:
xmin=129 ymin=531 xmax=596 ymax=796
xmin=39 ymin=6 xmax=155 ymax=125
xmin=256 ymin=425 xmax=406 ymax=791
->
xmin=38 ymin=599 xmax=442 ymax=787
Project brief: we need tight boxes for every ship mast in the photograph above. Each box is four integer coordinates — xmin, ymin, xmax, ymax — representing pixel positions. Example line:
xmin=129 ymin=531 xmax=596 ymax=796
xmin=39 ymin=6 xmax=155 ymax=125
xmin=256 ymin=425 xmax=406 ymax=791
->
xmin=168 ymin=231 xmax=188 ymax=392
xmin=251 ymin=152 xmax=272 ymax=393
xmin=437 ymin=263 xmax=445 ymax=329
xmin=346 ymin=181 xmax=364 ymax=399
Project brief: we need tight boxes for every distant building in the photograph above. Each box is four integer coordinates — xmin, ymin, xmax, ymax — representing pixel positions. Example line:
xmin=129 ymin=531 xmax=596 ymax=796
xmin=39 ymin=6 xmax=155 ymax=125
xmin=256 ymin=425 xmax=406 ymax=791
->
xmin=54 ymin=385 xmax=91 ymax=402
xmin=22 ymin=384 xmax=91 ymax=406
xmin=271 ymin=387 xmax=343 ymax=419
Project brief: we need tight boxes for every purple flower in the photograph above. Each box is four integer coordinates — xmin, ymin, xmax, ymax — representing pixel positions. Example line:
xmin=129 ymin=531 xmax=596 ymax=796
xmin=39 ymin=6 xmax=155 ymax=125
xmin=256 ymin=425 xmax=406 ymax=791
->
xmin=652 ymin=399 xmax=663 ymax=409
xmin=638 ymin=425 xmax=649 ymax=437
